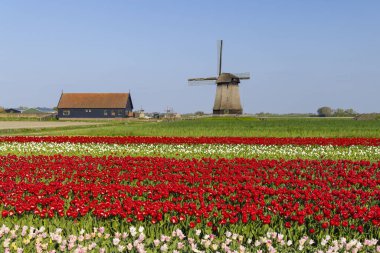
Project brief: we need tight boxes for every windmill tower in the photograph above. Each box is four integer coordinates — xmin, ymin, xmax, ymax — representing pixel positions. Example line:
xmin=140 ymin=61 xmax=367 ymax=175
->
xmin=188 ymin=40 xmax=250 ymax=114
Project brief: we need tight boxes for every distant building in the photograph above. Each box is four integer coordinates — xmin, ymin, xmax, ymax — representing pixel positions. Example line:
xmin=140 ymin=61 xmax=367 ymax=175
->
xmin=22 ymin=108 xmax=55 ymax=114
xmin=134 ymin=109 xmax=145 ymax=118
xmin=164 ymin=112 xmax=181 ymax=119
xmin=5 ymin=108 xmax=22 ymax=113
xmin=57 ymin=93 xmax=133 ymax=119
xmin=35 ymin=107 xmax=57 ymax=114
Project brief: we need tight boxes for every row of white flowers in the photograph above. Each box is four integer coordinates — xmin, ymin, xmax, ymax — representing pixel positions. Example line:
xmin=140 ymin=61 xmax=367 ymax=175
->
xmin=0 ymin=224 xmax=378 ymax=253
xmin=0 ymin=142 xmax=379 ymax=160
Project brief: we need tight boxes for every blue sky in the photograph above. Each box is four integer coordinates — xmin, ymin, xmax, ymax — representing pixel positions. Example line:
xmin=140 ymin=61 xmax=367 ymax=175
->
xmin=0 ymin=0 xmax=379 ymax=114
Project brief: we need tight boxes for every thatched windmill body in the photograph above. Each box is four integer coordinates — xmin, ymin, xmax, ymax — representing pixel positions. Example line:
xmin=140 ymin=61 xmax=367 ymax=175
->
xmin=188 ymin=40 xmax=250 ymax=114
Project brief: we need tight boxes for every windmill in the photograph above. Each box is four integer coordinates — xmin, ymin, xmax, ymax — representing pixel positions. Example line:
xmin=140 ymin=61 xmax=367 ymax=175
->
xmin=188 ymin=40 xmax=250 ymax=114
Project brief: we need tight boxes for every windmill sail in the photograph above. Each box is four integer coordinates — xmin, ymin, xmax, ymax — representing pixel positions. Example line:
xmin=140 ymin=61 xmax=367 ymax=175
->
xmin=188 ymin=80 xmax=216 ymax=86
xmin=233 ymin=72 xmax=250 ymax=80
xmin=188 ymin=76 xmax=217 ymax=86
xmin=217 ymin=40 xmax=223 ymax=76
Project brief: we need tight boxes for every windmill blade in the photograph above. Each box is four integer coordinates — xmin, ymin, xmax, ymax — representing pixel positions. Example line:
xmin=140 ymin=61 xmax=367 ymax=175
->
xmin=217 ymin=40 xmax=223 ymax=76
xmin=233 ymin=72 xmax=250 ymax=80
xmin=188 ymin=79 xmax=216 ymax=86
xmin=188 ymin=76 xmax=217 ymax=85
xmin=188 ymin=77 xmax=217 ymax=82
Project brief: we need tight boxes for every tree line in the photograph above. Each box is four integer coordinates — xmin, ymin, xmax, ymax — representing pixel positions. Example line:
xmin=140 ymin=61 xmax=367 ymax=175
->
xmin=317 ymin=107 xmax=357 ymax=117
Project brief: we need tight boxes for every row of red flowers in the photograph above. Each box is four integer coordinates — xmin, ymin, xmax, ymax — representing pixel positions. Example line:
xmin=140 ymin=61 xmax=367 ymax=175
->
xmin=0 ymin=155 xmax=379 ymax=232
xmin=1 ymin=136 xmax=380 ymax=146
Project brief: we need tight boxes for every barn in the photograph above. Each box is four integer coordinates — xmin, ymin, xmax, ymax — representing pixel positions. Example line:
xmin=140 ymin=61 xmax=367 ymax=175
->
xmin=5 ymin=108 xmax=22 ymax=113
xmin=57 ymin=93 xmax=133 ymax=119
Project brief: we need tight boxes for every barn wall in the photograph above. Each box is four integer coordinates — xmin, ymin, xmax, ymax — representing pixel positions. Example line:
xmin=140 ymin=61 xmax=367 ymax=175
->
xmin=127 ymin=94 xmax=134 ymax=111
xmin=126 ymin=98 xmax=133 ymax=111
xmin=58 ymin=108 xmax=130 ymax=118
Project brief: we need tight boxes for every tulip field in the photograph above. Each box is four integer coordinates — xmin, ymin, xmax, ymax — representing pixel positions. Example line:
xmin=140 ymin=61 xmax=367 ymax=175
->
xmin=0 ymin=135 xmax=379 ymax=252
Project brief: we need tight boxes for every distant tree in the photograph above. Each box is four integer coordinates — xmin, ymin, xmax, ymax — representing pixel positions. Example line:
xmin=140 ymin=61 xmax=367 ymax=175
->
xmin=334 ymin=108 xmax=346 ymax=117
xmin=317 ymin=107 xmax=333 ymax=117
xmin=344 ymin=108 xmax=357 ymax=116
xmin=0 ymin=106 xmax=5 ymax=113
xmin=333 ymin=108 xmax=358 ymax=117
xmin=194 ymin=111 xmax=204 ymax=116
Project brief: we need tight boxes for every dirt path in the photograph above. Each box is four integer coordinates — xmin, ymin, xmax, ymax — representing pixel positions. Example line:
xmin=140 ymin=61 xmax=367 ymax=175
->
xmin=0 ymin=121 xmax=101 ymax=130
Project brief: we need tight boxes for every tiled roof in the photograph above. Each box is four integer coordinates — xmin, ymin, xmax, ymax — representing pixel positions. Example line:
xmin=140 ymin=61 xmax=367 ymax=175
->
xmin=57 ymin=93 xmax=131 ymax=109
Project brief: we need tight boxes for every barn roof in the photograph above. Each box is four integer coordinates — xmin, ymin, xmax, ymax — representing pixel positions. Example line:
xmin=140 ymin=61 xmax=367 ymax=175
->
xmin=57 ymin=93 xmax=131 ymax=109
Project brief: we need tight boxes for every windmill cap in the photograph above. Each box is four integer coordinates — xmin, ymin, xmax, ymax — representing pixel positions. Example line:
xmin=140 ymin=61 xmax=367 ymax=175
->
xmin=216 ymin=73 xmax=240 ymax=84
